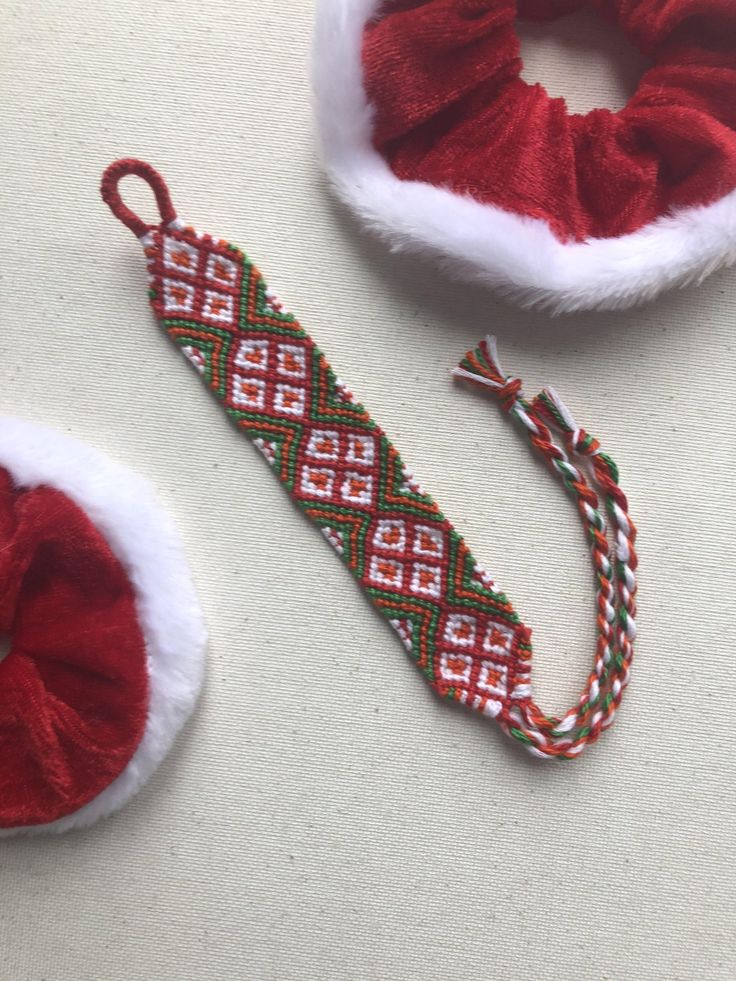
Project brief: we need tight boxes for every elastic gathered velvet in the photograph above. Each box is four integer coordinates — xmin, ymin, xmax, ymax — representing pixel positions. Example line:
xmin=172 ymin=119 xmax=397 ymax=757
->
xmin=362 ymin=0 xmax=736 ymax=241
xmin=0 ymin=469 xmax=148 ymax=828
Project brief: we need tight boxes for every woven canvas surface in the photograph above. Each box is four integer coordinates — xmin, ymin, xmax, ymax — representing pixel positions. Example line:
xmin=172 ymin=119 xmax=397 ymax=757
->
xmin=1 ymin=2 xmax=735 ymax=979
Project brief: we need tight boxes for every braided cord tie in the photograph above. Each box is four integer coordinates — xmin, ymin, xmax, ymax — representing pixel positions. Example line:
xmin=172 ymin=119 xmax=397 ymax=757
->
xmin=454 ymin=337 xmax=638 ymax=759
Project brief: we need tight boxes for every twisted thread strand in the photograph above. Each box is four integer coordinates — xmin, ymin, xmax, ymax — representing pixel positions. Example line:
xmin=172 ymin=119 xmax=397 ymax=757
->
xmin=453 ymin=337 xmax=638 ymax=758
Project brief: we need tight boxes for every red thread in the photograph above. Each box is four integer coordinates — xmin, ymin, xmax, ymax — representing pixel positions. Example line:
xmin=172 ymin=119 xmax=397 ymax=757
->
xmin=101 ymin=159 xmax=178 ymax=238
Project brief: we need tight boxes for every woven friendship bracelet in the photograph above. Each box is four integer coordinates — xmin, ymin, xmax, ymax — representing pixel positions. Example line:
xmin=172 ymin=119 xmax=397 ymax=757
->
xmin=102 ymin=159 xmax=638 ymax=760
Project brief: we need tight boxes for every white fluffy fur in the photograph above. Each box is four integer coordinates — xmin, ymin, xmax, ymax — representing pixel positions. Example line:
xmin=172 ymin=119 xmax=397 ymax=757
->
xmin=313 ymin=0 xmax=736 ymax=313
xmin=0 ymin=419 xmax=206 ymax=835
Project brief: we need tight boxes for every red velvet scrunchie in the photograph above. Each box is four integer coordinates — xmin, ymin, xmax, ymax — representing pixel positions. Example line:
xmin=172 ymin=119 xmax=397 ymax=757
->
xmin=0 ymin=469 xmax=148 ymax=829
xmin=362 ymin=0 xmax=736 ymax=241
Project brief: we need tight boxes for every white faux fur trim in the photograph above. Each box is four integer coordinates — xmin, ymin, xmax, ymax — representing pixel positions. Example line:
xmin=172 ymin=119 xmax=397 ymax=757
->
xmin=0 ymin=419 xmax=206 ymax=835
xmin=313 ymin=0 xmax=736 ymax=313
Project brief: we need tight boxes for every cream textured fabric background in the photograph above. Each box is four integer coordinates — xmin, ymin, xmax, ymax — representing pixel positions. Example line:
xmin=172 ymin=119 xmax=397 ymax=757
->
xmin=1 ymin=3 xmax=735 ymax=979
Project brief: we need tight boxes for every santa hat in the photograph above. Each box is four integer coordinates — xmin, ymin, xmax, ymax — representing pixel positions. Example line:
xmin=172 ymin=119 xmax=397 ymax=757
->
xmin=0 ymin=421 xmax=205 ymax=834
xmin=314 ymin=0 xmax=736 ymax=312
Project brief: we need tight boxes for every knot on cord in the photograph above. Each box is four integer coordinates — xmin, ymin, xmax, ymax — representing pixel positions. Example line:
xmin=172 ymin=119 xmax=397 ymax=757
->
xmin=496 ymin=376 xmax=523 ymax=414
xmin=452 ymin=336 xmax=525 ymax=414
xmin=563 ymin=427 xmax=601 ymax=458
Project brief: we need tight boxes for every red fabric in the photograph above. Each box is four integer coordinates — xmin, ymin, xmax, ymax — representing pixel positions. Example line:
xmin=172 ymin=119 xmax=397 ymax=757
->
xmin=0 ymin=469 xmax=148 ymax=828
xmin=362 ymin=0 xmax=736 ymax=241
